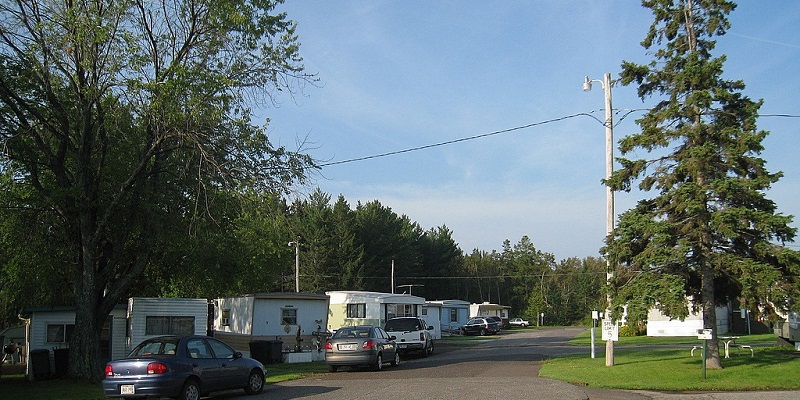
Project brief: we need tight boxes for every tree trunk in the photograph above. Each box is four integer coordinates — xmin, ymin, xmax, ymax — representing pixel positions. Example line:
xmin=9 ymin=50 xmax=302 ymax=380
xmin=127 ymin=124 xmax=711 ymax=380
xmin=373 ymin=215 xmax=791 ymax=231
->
xmin=68 ymin=215 xmax=105 ymax=382
xmin=70 ymin=298 xmax=104 ymax=382
xmin=701 ymin=261 xmax=723 ymax=370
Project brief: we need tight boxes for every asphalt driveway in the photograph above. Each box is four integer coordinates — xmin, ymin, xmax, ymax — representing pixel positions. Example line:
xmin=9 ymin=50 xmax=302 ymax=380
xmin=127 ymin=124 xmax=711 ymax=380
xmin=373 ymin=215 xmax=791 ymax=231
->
xmin=218 ymin=327 xmax=797 ymax=400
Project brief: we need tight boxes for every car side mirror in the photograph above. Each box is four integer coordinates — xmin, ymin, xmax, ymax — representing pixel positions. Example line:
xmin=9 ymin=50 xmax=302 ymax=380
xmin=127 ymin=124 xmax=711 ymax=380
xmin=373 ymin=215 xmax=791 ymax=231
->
xmin=427 ymin=326 xmax=434 ymax=330
xmin=233 ymin=351 xmax=243 ymax=359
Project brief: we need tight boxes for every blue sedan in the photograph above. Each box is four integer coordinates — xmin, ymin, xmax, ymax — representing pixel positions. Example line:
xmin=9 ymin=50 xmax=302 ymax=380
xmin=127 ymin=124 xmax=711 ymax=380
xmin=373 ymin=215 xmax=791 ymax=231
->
xmin=102 ymin=335 xmax=266 ymax=400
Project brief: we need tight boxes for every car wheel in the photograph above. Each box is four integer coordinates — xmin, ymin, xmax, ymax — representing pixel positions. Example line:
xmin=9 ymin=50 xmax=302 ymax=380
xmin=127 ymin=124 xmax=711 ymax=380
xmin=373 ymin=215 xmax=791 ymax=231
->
xmin=373 ymin=353 xmax=383 ymax=371
xmin=425 ymin=341 xmax=434 ymax=357
xmin=391 ymin=351 xmax=400 ymax=367
xmin=479 ymin=328 xmax=486 ymax=336
xmin=244 ymin=369 xmax=264 ymax=395
xmin=178 ymin=379 xmax=201 ymax=400
xmin=328 ymin=365 xmax=338 ymax=372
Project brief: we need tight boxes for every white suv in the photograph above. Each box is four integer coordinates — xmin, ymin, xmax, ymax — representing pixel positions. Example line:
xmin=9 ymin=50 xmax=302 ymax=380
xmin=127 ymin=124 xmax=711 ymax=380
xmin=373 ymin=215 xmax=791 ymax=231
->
xmin=384 ymin=317 xmax=435 ymax=357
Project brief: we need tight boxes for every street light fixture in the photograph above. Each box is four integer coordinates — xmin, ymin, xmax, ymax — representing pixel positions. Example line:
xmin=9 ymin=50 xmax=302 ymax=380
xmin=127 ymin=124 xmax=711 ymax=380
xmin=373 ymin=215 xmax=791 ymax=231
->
xmin=288 ymin=240 xmax=300 ymax=292
xmin=583 ymin=72 xmax=615 ymax=367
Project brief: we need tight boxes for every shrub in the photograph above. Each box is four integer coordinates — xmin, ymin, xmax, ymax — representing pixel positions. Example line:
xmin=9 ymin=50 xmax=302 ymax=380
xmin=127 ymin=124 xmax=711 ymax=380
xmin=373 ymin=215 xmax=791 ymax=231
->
xmin=619 ymin=323 xmax=645 ymax=337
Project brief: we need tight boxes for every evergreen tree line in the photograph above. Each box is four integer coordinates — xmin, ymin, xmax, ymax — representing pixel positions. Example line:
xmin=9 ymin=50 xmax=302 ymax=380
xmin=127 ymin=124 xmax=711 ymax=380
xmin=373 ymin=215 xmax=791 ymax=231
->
xmin=1 ymin=187 xmax=608 ymax=328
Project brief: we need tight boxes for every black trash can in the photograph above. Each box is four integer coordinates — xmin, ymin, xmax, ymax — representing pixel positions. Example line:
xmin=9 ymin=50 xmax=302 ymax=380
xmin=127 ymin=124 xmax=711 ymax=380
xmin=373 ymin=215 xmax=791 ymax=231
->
xmin=249 ymin=340 xmax=271 ymax=365
xmin=53 ymin=348 xmax=69 ymax=377
xmin=267 ymin=340 xmax=283 ymax=364
xmin=249 ymin=340 xmax=283 ymax=364
xmin=30 ymin=349 xmax=51 ymax=381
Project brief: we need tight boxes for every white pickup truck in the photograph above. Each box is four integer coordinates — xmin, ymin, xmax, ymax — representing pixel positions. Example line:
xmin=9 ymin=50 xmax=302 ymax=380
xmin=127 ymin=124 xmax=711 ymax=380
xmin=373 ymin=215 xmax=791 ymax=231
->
xmin=383 ymin=317 xmax=435 ymax=357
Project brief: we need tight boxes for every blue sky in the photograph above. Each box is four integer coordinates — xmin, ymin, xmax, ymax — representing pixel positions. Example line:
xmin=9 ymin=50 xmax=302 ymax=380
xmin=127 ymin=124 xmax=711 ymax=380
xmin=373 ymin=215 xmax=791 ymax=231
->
xmin=264 ymin=1 xmax=800 ymax=261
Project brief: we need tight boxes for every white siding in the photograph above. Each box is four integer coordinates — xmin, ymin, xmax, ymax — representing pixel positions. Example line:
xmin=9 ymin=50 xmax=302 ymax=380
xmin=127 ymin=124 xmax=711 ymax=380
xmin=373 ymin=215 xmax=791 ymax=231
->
xmin=326 ymin=291 xmax=426 ymax=330
xmin=214 ymin=296 xmax=256 ymax=335
xmin=29 ymin=310 xmax=75 ymax=351
xmin=109 ymin=309 xmax=128 ymax=360
xmin=252 ymin=298 xmax=329 ymax=336
xmin=470 ymin=302 xmax=510 ymax=318
xmin=421 ymin=305 xmax=442 ymax=339
xmin=127 ymin=297 xmax=208 ymax=350
xmin=428 ymin=300 xmax=470 ymax=334
xmin=646 ymin=305 xmax=730 ymax=337
xmin=26 ymin=309 xmax=74 ymax=378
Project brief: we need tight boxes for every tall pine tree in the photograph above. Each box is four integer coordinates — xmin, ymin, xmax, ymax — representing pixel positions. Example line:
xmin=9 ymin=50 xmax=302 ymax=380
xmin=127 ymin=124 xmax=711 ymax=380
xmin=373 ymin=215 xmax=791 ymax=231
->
xmin=607 ymin=0 xmax=800 ymax=369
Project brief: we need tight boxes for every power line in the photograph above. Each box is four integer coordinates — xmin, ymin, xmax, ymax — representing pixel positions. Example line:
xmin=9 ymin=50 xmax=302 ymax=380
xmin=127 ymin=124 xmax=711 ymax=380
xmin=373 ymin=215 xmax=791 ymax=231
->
xmin=319 ymin=112 xmax=590 ymax=167
xmin=317 ymin=111 xmax=800 ymax=168
xmin=319 ymin=108 xmax=800 ymax=168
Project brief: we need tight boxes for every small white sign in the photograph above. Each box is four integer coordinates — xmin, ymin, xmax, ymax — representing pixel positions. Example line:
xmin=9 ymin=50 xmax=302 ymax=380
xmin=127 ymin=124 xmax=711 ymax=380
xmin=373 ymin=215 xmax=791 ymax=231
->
xmin=591 ymin=310 xmax=599 ymax=320
xmin=697 ymin=329 xmax=712 ymax=340
xmin=601 ymin=320 xmax=619 ymax=341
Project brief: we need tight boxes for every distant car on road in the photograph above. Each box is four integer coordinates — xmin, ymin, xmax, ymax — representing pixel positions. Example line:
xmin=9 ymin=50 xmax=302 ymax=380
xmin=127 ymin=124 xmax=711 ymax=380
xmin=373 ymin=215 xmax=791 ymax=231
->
xmin=460 ymin=317 xmax=499 ymax=336
xmin=325 ymin=325 xmax=400 ymax=372
xmin=102 ymin=335 xmax=266 ymax=400
xmin=509 ymin=318 xmax=530 ymax=327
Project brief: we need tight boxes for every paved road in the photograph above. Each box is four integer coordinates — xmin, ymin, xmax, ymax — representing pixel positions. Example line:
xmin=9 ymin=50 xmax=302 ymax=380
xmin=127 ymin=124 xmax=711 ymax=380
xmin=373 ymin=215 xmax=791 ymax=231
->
xmin=217 ymin=327 xmax=797 ymax=400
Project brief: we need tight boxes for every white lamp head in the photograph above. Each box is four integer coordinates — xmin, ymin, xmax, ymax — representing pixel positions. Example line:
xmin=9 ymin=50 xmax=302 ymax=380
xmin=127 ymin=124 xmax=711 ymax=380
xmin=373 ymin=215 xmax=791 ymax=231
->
xmin=582 ymin=76 xmax=593 ymax=91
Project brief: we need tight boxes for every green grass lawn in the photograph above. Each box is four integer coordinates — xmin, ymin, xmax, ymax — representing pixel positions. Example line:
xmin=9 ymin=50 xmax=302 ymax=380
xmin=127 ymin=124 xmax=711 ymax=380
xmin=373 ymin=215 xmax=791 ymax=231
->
xmin=568 ymin=330 xmax=778 ymax=346
xmin=541 ymin=332 xmax=800 ymax=391
xmin=0 ymin=375 xmax=106 ymax=400
xmin=266 ymin=360 xmax=328 ymax=382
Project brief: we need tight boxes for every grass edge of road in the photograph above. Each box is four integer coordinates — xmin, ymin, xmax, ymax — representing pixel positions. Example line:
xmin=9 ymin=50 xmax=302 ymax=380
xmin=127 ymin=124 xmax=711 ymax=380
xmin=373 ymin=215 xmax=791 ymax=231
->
xmin=540 ymin=330 xmax=800 ymax=391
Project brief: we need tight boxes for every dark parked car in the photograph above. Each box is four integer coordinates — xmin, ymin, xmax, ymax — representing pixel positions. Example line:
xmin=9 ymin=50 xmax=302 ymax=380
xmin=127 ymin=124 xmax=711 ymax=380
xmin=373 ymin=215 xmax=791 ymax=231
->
xmin=102 ymin=335 xmax=266 ymax=400
xmin=460 ymin=317 xmax=500 ymax=336
xmin=325 ymin=325 xmax=399 ymax=372
xmin=486 ymin=316 xmax=504 ymax=330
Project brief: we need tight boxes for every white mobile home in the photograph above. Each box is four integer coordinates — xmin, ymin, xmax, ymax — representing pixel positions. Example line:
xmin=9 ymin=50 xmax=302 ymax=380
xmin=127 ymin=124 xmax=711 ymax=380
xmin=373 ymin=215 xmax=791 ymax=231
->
xmin=19 ymin=297 xmax=208 ymax=380
xmin=212 ymin=292 xmax=330 ymax=358
xmin=126 ymin=297 xmax=209 ymax=349
xmin=646 ymin=304 xmax=730 ymax=337
xmin=470 ymin=302 xmax=511 ymax=327
xmin=326 ymin=291 xmax=426 ymax=331
xmin=427 ymin=299 xmax=470 ymax=335
xmin=20 ymin=304 xmax=127 ymax=380
xmin=420 ymin=302 xmax=442 ymax=339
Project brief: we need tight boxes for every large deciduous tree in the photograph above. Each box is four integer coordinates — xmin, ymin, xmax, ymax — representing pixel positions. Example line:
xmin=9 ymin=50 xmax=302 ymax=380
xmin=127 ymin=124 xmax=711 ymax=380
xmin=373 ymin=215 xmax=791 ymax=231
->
xmin=606 ymin=0 xmax=800 ymax=369
xmin=0 ymin=0 xmax=315 ymax=381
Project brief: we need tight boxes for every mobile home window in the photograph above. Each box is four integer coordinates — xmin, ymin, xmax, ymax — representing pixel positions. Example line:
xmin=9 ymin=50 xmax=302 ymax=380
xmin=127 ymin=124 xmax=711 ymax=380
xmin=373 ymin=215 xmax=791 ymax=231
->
xmin=386 ymin=304 xmax=415 ymax=320
xmin=145 ymin=316 xmax=195 ymax=335
xmin=281 ymin=308 xmax=297 ymax=325
xmin=450 ymin=309 xmax=458 ymax=322
xmin=221 ymin=309 xmax=231 ymax=326
xmin=46 ymin=324 xmax=75 ymax=343
xmin=397 ymin=304 xmax=414 ymax=317
xmin=347 ymin=303 xmax=366 ymax=318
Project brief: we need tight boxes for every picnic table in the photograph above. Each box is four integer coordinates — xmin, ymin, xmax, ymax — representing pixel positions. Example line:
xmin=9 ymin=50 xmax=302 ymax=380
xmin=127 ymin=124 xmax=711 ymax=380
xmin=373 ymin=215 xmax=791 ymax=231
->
xmin=691 ymin=336 xmax=753 ymax=358
xmin=719 ymin=336 xmax=753 ymax=358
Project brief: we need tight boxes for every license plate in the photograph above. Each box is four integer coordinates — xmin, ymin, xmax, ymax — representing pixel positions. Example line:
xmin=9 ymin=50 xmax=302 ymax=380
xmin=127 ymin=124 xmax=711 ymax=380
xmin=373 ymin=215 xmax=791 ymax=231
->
xmin=398 ymin=344 xmax=407 ymax=349
xmin=120 ymin=385 xmax=135 ymax=395
xmin=338 ymin=344 xmax=356 ymax=351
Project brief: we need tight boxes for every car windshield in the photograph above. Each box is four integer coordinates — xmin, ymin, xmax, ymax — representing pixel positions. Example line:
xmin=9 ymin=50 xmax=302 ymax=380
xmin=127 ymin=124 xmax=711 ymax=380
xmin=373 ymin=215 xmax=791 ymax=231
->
xmin=130 ymin=338 xmax=179 ymax=356
xmin=384 ymin=318 xmax=420 ymax=331
xmin=333 ymin=327 xmax=372 ymax=339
